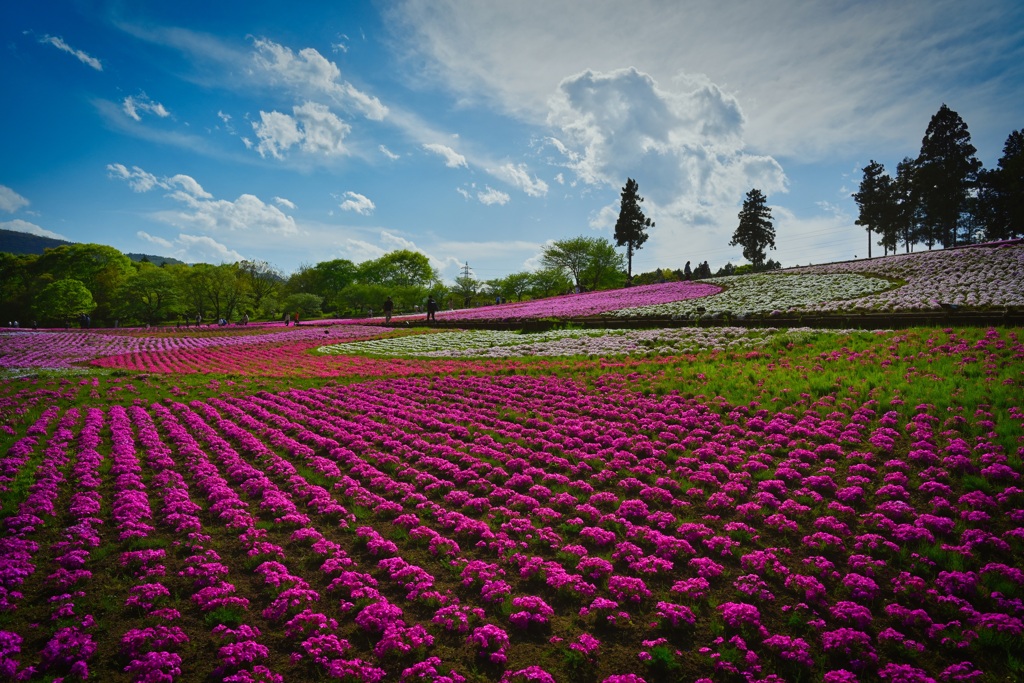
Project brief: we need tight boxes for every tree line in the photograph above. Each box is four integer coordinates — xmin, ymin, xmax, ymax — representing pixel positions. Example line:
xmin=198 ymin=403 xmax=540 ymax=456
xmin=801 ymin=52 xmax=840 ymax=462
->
xmin=853 ymin=104 xmax=1023 ymax=257
xmin=1 ymin=176 xmax=783 ymax=327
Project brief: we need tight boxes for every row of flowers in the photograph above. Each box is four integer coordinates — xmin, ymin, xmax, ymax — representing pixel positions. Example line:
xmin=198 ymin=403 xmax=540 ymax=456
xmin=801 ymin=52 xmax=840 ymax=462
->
xmin=1 ymin=327 xmax=1019 ymax=680
xmin=0 ymin=325 xmax=380 ymax=370
xmin=418 ymin=281 xmax=722 ymax=322
xmin=320 ymin=326 xmax=869 ymax=359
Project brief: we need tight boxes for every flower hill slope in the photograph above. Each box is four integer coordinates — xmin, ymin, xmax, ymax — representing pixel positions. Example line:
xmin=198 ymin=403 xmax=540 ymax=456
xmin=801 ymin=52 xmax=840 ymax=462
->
xmin=0 ymin=327 xmax=1021 ymax=682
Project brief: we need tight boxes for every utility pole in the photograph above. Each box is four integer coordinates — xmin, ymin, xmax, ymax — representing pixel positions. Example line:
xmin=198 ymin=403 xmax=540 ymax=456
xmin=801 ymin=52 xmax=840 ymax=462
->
xmin=461 ymin=262 xmax=472 ymax=278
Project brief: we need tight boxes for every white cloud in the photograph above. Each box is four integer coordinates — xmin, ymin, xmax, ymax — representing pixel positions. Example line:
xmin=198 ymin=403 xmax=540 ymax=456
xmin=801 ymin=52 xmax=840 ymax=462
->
xmin=251 ymin=38 xmax=387 ymax=120
xmin=0 ymin=185 xmax=29 ymax=213
xmin=545 ymin=67 xmax=786 ymax=238
xmin=40 ymin=35 xmax=102 ymax=71
xmin=488 ymin=163 xmax=548 ymax=197
xmin=423 ymin=143 xmax=467 ymax=168
xmin=176 ymin=233 xmax=247 ymax=264
xmin=455 ymin=187 xmax=471 ymax=200
xmin=588 ymin=204 xmax=618 ymax=231
xmin=339 ymin=191 xmax=375 ymax=215
xmin=252 ymin=111 xmax=302 ymax=159
xmin=387 ymin=0 xmax=1023 ymax=160
xmin=156 ymin=193 xmax=298 ymax=236
xmin=109 ymin=163 xmax=298 ymax=238
xmin=379 ymin=144 xmax=400 ymax=160
xmin=252 ymin=102 xmax=351 ymax=159
xmin=106 ymin=163 xmax=161 ymax=192
xmin=0 ymin=219 xmax=67 ymax=241
xmin=136 ymin=230 xmax=174 ymax=249
xmin=477 ymin=186 xmax=510 ymax=206
xmin=123 ymin=93 xmax=170 ymax=121
xmin=274 ymin=196 xmax=296 ymax=210
xmin=166 ymin=174 xmax=213 ymax=199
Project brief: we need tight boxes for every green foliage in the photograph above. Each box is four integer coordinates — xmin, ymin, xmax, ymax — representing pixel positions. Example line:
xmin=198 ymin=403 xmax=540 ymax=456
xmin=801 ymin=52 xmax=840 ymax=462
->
xmin=614 ymin=177 xmax=653 ymax=279
xmin=33 ymin=243 xmax=134 ymax=323
xmin=915 ymin=104 xmax=983 ymax=248
xmin=281 ymin=292 xmax=324 ymax=319
xmin=541 ymin=236 xmax=625 ymax=291
xmin=357 ymin=249 xmax=438 ymax=288
xmin=114 ymin=262 xmax=180 ymax=324
xmin=730 ymin=188 xmax=776 ymax=269
xmin=853 ymin=160 xmax=899 ymax=258
xmin=977 ymin=129 xmax=1024 ymax=241
xmin=33 ymin=278 xmax=95 ymax=324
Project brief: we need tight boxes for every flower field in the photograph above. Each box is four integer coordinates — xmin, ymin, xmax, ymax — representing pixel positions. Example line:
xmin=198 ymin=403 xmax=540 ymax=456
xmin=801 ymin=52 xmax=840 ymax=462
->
xmin=0 ymin=320 xmax=1022 ymax=682
xmin=422 ymin=282 xmax=722 ymax=323
xmin=614 ymin=243 xmax=1024 ymax=319
xmin=321 ymin=327 xmax=863 ymax=359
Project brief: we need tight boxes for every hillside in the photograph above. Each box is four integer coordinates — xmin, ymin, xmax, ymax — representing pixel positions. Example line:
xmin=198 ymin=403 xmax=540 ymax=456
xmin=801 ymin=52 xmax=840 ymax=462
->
xmin=0 ymin=228 xmax=183 ymax=265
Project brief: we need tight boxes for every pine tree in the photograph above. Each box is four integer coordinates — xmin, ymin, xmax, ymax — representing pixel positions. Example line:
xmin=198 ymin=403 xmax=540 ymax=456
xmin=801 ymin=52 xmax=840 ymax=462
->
xmin=852 ymin=160 xmax=895 ymax=259
xmin=978 ymin=129 xmax=1024 ymax=241
xmin=915 ymin=104 xmax=982 ymax=248
xmin=730 ymin=189 xmax=776 ymax=269
xmin=894 ymin=157 xmax=921 ymax=253
xmin=613 ymin=178 xmax=653 ymax=281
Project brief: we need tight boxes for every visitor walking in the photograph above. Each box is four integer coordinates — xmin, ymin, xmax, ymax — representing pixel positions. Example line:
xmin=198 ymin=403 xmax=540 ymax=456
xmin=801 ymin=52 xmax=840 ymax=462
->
xmin=426 ymin=296 xmax=438 ymax=322
xmin=383 ymin=296 xmax=394 ymax=323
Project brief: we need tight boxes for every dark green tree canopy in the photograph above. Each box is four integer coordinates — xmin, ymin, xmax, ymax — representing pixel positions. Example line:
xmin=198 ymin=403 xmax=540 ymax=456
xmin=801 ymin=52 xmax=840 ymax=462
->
xmin=915 ymin=104 xmax=982 ymax=248
xmin=613 ymin=178 xmax=653 ymax=279
xmin=730 ymin=189 xmax=776 ymax=269
xmin=852 ymin=160 xmax=897 ymax=258
xmin=978 ymin=129 xmax=1024 ymax=240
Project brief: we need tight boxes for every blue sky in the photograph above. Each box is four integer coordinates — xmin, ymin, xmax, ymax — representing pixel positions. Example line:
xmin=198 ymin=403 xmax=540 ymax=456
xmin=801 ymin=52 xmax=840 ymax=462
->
xmin=2 ymin=1 xmax=1022 ymax=283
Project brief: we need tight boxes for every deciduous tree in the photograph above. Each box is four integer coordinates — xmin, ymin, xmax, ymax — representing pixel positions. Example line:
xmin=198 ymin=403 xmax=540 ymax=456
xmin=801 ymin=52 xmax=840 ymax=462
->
xmin=33 ymin=278 xmax=95 ymax=325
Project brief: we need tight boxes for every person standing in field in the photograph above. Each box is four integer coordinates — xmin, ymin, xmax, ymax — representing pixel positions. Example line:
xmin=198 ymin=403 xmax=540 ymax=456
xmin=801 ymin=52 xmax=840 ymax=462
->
xmin=684 ymin=261 xmax=692 ymax=280
xmin=383 ymin=296 xmax=394 ymax=323
xmin=426 ymin=297 xmax=438 ymax=322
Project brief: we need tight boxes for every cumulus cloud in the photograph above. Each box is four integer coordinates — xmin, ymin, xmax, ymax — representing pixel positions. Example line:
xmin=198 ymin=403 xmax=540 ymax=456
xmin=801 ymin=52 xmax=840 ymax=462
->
xmin=157 ymin=193 xmax=297 ymax=235
xmin=176 ymin=233 xmax=247 ymax=263
xmin=423 ymin=143 xmax=467 ymax=168
xmin=123 ymin=93 xmax=170 ymax=121
xmin=106 ymin=163 xmax=162 ymax=192
xmin=40 ymin=35 xmax=102 ymax=71
xmin=339 ymin=191 xmax=375 ymax=214
xmin=547 ymin=67 xmax=785 ymax=225
xmin=137 ymin=230 xmax=174 ymax=249
xmin=251 ymin=38 xmax=387 ymax=120
xmin=0 ymin=185 xmax=29 ymax=213
xmin=274 ymin=196 xmax=296 ymax=210
xmin=1 ymin=219 xmax=67 ymax=241
xmin=477 ymin=186 xmax=510 ymax=206
xmin=109 ymin=163 xmax=298 ymax=237
xmin=252 ymin=101 xmax=351 ymax=159
xmin=488 ymin=163 xmax=548 ymax=197
xmin=138 ymin=229 xmax=246 ymax=264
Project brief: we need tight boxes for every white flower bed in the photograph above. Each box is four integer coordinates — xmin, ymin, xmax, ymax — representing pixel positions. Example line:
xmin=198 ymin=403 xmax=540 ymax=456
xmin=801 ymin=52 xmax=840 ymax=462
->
xmin=319 ymin=326 xmax=870 ymax=359
xmin=612 ymin=273 xmax=893 ymax=318
xmin=788 ymin=243 xmax=1024 ymax=311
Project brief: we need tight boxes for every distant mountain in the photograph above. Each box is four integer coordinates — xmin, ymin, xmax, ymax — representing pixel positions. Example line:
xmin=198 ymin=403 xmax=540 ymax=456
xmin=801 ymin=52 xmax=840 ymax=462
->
xmin=124 ymin=253 xmax=186 ymax=266
xmin=0 ymin=229 xmax=183 ymax=265
xmin=0 ymin=228 xmax=72 ymax=254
